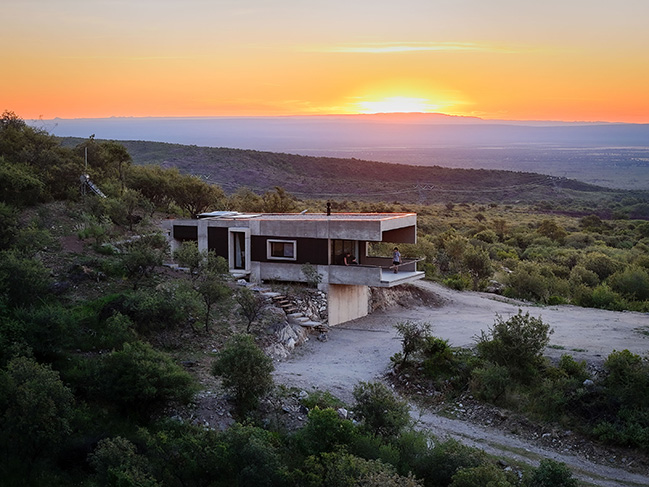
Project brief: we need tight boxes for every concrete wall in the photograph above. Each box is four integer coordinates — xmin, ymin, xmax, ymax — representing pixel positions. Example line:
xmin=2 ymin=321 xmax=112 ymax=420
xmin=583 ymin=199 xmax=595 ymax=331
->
xmin=328 ymin=284 xmax=370 ymax=326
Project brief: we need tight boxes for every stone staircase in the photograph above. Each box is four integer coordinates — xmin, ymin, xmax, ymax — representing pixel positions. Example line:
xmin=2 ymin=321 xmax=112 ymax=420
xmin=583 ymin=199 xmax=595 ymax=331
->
xmin=271 ymin=294 xmax=329 ymax=334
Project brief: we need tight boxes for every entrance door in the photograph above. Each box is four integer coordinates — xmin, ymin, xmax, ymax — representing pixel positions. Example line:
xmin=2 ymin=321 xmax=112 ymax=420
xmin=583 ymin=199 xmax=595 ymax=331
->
xmin=229 ymin=229 xmax=250 ymax=272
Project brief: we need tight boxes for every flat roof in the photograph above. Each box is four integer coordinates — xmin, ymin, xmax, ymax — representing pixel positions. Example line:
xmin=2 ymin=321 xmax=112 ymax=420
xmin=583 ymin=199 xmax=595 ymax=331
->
xmin=198 ymin=212 xmax=415 ymax=221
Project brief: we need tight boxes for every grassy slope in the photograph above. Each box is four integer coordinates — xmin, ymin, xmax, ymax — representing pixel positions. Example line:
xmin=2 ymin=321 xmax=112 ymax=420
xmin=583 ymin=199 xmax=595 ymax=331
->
xmin=61 ymin=137 xmax=648 ymax=208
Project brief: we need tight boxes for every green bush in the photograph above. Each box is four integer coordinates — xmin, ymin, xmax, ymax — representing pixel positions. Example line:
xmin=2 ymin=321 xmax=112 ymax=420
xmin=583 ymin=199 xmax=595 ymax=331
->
xmin=450 ymin=462 xmax=516 ymax=487
xmin=0 ymin=250 xmax=52 ymax=308
xmin=525 ymin=459 xmax=578 ymax=487
xmin=504 ymin=263 xmax=549 ymax=302
xmin=470 ymin=364 xmax=510 ymax=403
xmin=295 ymin=407 xmax=357 ymax=456
xmin=352 ymin=381 xmax=410 ymax=439
xmin=609 ymin=266 xmax=649 ymax=301
xmin=476 ymin=311 xmax=552 ymax=383
xmin=443 ymin=274 xmax=472 ymax=291
xmin=99 ymin=341 xmax=197 ymax=421
xmin=301 ymin=390 xmax=345 ymax=410
xmin=589 ymin=284 xmax=625 ymax=310
xmin=212 ymin=334 xmax=274 ymax=419
xmin=393 ymin=321 xmax=432 ymax=367
xmin=582 ymin=251 xmax=621 ymax=280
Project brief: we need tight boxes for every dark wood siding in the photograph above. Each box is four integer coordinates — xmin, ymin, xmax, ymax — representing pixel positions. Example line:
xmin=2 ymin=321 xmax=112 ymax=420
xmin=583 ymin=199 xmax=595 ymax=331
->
xmin=208 ymin=227 xmax=228 ymax=259
xmin=251 ymin=236 xmax=328 ymax=265
xmin=173 ymin=225 xmax=198 ymax=241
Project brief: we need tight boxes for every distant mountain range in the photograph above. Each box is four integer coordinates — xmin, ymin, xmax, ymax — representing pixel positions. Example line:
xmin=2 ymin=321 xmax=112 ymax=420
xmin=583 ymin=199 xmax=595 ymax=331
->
xmin=41 ymin=113 xmax=649 ymax=153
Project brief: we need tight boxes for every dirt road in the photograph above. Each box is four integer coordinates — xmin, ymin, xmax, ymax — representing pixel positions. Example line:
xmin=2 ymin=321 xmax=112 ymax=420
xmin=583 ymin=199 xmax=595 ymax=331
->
xmin=273 ymin=281 xmax=649 ymax=487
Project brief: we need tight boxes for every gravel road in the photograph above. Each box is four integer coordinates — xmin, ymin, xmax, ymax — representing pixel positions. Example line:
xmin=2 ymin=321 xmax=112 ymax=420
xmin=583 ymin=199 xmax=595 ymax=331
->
xmin=273 ymin=281 xmax=649 ymax=487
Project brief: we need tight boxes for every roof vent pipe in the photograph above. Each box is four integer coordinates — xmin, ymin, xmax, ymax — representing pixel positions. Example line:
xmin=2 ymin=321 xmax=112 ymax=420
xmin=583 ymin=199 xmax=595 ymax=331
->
xmin=326 ymin=201 xmax=331 ymax=216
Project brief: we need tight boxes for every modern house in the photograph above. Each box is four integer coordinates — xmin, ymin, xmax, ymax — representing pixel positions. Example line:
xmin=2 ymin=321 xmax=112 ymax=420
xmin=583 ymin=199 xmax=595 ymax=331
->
xmin=162 ymin=211 xmax=424 ymax=325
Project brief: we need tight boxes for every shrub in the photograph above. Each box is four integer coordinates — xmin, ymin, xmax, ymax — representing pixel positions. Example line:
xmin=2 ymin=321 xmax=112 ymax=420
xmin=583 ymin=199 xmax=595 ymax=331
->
xmin=505 ymin=263 xmax=549 ymax=302
xmin=470 ymin=364 xmax=510 ymax=403
xmin=443 ymin=274 xmax=472 ymax=291
xmin=526 ymin=459 xmax=578 ymax=487
xmin=0 ymin=357 xmax=75 ymax=463
xmin=582 ymin=251 xmax=621 ymax=280
xmin=0 ymin=250 xmax=52 ymax=308
xmin=295 ymin=407 xmax=357 ymax=455
xmin=99 ymin=341 xmax=197 ymax=421
xmin=558 ymin=354 xmax=589 ymax=381
xmin=212 ymin=334 xmax=274 ymax=419
xmin=352 ymin=381 xmax=410 ymax=439
xmin=568 ymin=265 xmax=599 ymax=288
xmin=589 ymin=284 xmax=625 ymax=310
xmin=88 ymin=436 xmax=159 ymax=487
xmin=609 ymin=266 xmax=649 ymax=301
xmin=476 ymin=311 xmax=552 ymax=382
xmin=393 ymin=321 xmax=432 ymax=367
xmin=450 ymin=462 xmax=516 ymax=487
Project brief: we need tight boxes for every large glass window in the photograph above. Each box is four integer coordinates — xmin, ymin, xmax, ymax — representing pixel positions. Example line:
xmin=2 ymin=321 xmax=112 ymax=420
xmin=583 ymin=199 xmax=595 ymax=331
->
xmin=267 ymin=239 xmax=297 ymax=261
xmin=332 ymin=240 xmax=358 ymax=265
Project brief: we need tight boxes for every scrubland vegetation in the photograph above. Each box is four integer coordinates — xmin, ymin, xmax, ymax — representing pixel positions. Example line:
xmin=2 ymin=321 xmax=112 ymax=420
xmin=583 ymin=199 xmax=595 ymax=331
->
xmin=391 ymin=315 xmax=649 ymax=453
xmin=2 ymin=111 xmax=647 ymax=485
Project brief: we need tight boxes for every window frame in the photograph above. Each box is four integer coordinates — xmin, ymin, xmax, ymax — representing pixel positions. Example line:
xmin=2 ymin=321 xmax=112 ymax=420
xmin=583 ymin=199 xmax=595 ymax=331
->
xmin=267 ymin=239 xmax=297 ymax=261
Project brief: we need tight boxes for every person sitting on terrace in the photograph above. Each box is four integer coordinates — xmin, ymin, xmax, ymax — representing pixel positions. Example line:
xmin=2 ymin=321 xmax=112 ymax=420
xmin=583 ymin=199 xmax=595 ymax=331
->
xmin=344 ymin=252 xmax=358 ymax=265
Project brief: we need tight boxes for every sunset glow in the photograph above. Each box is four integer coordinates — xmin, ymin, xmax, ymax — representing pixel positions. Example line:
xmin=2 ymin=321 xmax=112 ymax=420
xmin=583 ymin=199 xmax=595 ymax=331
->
xmin=356 ymin=97 xmax=440 ymax=114
xmin=1 ymin=1 xmax=648 ymax=123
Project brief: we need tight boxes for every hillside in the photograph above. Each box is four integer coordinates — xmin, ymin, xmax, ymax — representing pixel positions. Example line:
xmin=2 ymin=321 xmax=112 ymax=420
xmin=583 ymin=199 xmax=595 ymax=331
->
xmin=61 ymin=138 xmax=649 ymax=210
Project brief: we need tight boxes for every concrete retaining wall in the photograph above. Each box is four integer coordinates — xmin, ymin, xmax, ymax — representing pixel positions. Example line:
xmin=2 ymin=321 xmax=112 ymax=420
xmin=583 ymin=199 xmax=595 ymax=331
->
xmin=328 ymin=284 xmax=370 ymax=326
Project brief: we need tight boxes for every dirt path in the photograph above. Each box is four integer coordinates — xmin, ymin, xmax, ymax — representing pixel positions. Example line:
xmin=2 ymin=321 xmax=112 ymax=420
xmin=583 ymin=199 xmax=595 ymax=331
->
xmin=273 ymin=281 xmax=649 ymax=487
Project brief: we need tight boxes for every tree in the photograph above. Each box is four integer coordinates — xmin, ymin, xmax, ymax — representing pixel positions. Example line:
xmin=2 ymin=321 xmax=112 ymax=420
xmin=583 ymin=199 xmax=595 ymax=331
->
xmin=462 ymin=248 xmax=493 ymax=290
xmin=228 ymin=186 xmax=264 ymax=212
xmin=393 ymin=321 xmax=432 ymax=367
xmin=262 ymin=186 xmax=297 ymax=213
xmin=126 ymin=164 xmax=176 ymax=211
xmin=352 ymin=381 xmax=410 ymax=439
xmin=88 ymin=436 xmax=160 ymax=487
xmin=119 ymin=233 xmax=168 ymax=289
xmin=211 ymin=334 xmax=274 ymax=419
xmin=537 ymin=219 xmax=567 ymax=243
xmin=0 ymin=357 xmax=75 ymax=468
xmin=171 ymin=174 xmax=226 ymax=218
xmin=0 ymin=159 xmax=44 ymax=206
xmin=0 ymin=202 xmax=18 ymax=249
xmin=195 ymin=253 xmax=230 ymax=331
xmin=0 ymin=250 xmax=52 ymax=308
xmin=236 ymin=287 xmax=266 ymax=332
xmin=173 ymin=240 xmax=202 ymax=280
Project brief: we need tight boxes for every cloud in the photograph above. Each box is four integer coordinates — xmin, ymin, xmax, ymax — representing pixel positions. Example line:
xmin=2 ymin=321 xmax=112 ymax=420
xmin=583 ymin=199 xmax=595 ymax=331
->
xmin=307 ymin=42 xmax=522 ymax=54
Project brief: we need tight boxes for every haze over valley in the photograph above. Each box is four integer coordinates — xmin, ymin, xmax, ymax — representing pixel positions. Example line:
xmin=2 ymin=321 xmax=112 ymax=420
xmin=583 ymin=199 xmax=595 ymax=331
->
xmin=45 ymin=114 xmax=649 ymax=190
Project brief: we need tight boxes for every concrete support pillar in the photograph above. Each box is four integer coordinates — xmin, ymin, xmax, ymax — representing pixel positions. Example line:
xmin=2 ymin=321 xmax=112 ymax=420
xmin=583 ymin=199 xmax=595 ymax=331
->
xmin=197 ymin=220 xmax=208 ymax=252
xmin=328 ymin=284 xmax=369 ymax=326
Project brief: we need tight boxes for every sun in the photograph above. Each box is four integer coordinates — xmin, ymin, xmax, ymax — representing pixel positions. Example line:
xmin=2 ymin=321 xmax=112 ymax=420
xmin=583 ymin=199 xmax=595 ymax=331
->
xmin=355 ymin=96 xmax=440 ymax=114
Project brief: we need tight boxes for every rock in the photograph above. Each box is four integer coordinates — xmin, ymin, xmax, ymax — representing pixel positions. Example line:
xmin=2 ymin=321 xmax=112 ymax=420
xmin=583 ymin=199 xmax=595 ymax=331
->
xmin=583 ymin=379 xmax=594 ymax=387
xmin=298 ymin=390 xmax=309 ymax=400
xmin=286 ymin=337 xmax=296 ymax=350
xmin=337 ymin=407 xmax=348 ymax=419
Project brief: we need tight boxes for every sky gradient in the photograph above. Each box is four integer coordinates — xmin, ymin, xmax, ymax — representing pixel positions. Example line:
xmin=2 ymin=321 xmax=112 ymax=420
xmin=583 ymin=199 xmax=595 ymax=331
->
xmin=3 ymin=0 xmax=649 ymax=122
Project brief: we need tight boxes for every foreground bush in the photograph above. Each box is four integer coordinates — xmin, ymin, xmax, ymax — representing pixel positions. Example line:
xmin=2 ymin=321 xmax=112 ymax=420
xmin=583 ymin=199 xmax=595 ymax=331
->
xmin=212 ymin=333 xmax=274 ymax=419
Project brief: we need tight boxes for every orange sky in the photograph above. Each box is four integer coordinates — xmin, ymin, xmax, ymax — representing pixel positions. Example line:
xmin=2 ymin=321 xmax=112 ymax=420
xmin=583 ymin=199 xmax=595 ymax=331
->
xmin=2 ymin=0 xmax=649 ymax=122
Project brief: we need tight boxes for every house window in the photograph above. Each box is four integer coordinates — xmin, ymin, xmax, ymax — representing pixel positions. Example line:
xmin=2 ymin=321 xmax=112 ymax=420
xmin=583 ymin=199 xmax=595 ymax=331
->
xmin=267 ymin=239 xmax=297 ymax=261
